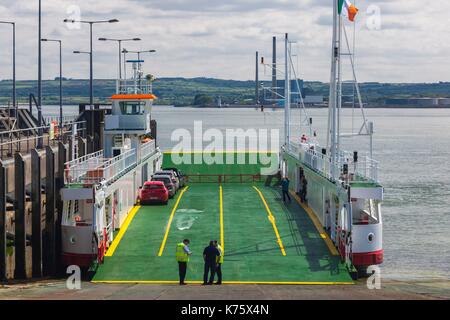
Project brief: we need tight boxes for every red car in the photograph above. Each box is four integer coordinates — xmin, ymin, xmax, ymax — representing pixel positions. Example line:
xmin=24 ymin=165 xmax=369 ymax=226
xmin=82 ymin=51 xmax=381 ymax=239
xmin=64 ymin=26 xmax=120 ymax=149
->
xmin=139 ymin=181 xmax=169 ymax=205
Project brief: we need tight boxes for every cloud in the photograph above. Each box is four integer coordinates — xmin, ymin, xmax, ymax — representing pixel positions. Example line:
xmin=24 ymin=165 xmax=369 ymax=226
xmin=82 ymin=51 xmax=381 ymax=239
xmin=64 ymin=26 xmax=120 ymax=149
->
xmin=0 ymin=0 xmax=449 ymax=83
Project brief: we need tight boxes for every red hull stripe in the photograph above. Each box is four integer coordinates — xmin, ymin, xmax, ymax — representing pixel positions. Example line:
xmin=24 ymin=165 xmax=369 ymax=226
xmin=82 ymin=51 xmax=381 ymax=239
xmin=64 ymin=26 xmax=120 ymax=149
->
xmin=62 ymin=252 xmax=96 ymax=268
xmin=352 ymin=250 xmax=384 ymax=266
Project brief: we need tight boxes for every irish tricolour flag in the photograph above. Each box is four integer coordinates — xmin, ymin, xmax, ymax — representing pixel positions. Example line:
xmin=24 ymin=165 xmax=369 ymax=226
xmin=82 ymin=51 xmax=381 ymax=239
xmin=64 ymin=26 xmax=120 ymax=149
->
xmin=338 ymin=0 xmax=359 ymax=22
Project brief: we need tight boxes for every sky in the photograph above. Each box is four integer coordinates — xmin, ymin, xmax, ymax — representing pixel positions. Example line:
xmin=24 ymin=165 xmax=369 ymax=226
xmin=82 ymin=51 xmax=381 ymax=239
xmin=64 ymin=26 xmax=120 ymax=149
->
xmin=0 ymin=0 xmax=449 ymax=83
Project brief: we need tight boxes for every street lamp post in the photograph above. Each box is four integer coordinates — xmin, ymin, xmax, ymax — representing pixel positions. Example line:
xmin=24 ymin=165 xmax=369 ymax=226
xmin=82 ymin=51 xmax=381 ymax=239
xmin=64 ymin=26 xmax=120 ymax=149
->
xmin=123 ymin=49 xmax=156 ymax=62
xmin=98 ymin=38 xmax=141 ymax=80
xmin=0 ymin=21 xmax=16 ymax=116
xmin=72 ymin=50 xmax=93 ymax=142
xmin=64 ymin=19 xmax=118 ymax=151
xmin=37 ymin=0 xmax=43 ymax=149
xmin=63 ymin=19 xmax=119 ymax=109
xmin=38 ymin=0 xmax=42 ymax=124
xmin=122 ymin=48 xmax=127 ymax=79
xmin=41 ymin=39 xmax=63 ymax=133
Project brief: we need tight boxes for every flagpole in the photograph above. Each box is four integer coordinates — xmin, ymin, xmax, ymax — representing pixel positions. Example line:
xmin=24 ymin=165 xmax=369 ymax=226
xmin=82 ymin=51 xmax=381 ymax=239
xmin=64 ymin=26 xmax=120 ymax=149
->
xmin=284 ymin=33 xmax=290 ymax=149
xmin=337 ymin=4 xmax=343 ymax=163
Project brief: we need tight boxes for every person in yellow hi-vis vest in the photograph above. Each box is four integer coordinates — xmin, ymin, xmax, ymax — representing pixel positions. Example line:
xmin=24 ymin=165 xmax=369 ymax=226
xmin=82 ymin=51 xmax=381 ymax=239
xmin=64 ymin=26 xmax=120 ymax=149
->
xmin=176 ymin=239 xmax=192 ymax=285
xmin=213 ymin=240 xmax=223 ymax=285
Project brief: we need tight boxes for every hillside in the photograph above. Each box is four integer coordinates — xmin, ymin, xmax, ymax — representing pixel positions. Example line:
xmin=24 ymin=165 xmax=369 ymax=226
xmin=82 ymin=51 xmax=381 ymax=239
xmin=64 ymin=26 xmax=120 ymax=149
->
xmin=0 ymin=78 xmax=449 ymax=106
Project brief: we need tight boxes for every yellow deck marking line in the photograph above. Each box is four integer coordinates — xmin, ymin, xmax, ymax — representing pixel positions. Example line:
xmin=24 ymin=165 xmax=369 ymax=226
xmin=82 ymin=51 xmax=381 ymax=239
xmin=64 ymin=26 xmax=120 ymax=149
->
xmin=105 ymin=205 xmax=141 ymax=257
xmin=92 ymin=280 xmax=353 ymax=285
xmin=252 ymin=186 xmax=286 ymax=256
xmin=158 ymin=186 xmax=189 ymax=256
xmin=219 ymin=185 xmax=224 ymax=250
xmin=290 ymin=191 xmax=339 ymax=256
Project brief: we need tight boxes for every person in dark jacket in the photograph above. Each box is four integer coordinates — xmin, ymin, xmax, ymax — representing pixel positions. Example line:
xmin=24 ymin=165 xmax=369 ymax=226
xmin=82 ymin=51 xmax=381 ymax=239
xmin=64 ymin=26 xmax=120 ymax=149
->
xmin=301 ymin=176 xmax=308 ymax=203
xmin=281 ymin=176 xmax=291 ymax=203
xmin=203 ymin=240 xmax=220 ymax=285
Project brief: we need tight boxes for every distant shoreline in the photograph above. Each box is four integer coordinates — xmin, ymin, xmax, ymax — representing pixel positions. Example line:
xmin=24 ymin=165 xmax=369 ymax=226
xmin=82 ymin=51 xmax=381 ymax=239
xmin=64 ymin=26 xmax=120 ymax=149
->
xmin=7 ymin=103 xmax=450 ymax=109
xmin=172 ymin=104 xmax=450 ymax=109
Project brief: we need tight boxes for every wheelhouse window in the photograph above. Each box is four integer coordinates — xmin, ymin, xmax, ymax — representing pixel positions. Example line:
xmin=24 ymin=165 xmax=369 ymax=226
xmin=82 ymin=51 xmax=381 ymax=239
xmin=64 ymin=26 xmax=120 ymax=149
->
xmin=352 ymin=199 xmax=381 ymax=225
xmin=119 ymin=101 xmax=145 ymax=115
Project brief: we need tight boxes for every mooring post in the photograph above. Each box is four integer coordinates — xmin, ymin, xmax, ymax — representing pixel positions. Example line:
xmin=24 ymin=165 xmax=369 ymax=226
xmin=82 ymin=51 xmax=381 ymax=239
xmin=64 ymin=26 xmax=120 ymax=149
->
xmin=31 ymin=149 xmax=42 ymax=278
xmin=0 ymin=160 xmax=6 ymax=281
xmin=43 ymin=146 xmax=55 ymax=276
xmin=55 ymin=142 xmax=66 ymax=274
xmin=14 ymin=152 xmax=26 ymax=279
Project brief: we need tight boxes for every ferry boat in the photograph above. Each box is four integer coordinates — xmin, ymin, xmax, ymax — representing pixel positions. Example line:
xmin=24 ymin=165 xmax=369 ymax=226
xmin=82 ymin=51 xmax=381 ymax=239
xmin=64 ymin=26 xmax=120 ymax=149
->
xmin=59 ymin=1 xmax=382 ymax=281
xmin=280 ymin=1 xmax=383 ymax=275
xmin=60 ymin=60 xmax=162 ymax=267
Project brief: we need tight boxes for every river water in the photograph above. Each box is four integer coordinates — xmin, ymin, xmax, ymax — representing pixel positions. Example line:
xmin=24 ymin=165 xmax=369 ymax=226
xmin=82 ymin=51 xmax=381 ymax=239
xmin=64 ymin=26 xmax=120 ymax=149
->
xmin=46 ymin=105 xmax=450 ymax=280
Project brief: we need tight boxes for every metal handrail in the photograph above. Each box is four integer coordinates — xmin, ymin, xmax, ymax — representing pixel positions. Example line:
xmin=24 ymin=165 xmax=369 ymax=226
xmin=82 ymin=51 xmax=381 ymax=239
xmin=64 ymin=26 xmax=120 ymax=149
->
xmin=102 ymin=148 xmax=137 ymax=184
xmin=66 ymin=150 xmax=104 ymax=167
xmin=65 ymin=149 xmax=138 ymax=186
xmin=185 ymin=174 xmax=262 ymax=184
xmin=116 ymin=79 xmax=153 ymax=95
xmin=140 ymin=140 xmax=156 ymax=161
xmin=44 ymin=115 xmax=80 ymax=125
xmin=288 ymin=142 xmax=379 ymax=184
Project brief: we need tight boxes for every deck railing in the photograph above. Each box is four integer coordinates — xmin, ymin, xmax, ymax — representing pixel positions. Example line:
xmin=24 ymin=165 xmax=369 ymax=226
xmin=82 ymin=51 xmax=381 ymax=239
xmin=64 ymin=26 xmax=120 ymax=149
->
xmin=64 ymin=150 xmax=106 ymax=185
xmin=185 ymin=174 xmax=263 ymax=184
xmin=0 ymin=121 xmax=86 ymax=160
xmin=287 ymin=142 xmax=379 ymax=184
xmin=140 ymin=140 xmax=156 ymax=161
xmin=102 ymin=149 xmax=137 ymax=184
xmin=65 ymin=141 xmax=159 ymax=187
xmin=65 ymin=149 xmax=137 ymax=186
xmin=116 ymin=79 xmax=153 ymax=95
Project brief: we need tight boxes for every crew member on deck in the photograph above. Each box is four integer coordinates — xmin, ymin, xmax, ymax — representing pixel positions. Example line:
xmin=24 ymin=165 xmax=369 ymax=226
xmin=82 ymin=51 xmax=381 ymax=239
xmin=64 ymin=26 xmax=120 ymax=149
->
xmin=176 ymin=239 xmax=192 ymax=285
xmin=281 ymin=176 xmax=291 ymax=203
xmin=300 ymin=176 xmax=308 ymax=203
xmin=203 ymin=240 xmax=220 ymax=285
xmin=213 ymin=240 xmax=224 ymax=285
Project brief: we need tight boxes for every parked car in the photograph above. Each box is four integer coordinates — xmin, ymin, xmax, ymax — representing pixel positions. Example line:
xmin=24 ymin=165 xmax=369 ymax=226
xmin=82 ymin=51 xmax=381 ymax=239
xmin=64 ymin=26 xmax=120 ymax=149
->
xmin=151 ymin=174 xmax=176 ymax=198
xmin=163 ymin=167 xmax=187 ymax=188
xmin=154 ymin=170 xmax=180 ymax=191
xmin=139 ymin=181 xmax=169 ymax=205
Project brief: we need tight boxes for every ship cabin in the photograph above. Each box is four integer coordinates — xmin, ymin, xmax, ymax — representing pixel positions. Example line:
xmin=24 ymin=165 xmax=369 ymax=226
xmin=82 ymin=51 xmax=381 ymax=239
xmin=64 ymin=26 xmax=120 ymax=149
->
xmin=103 ymin=60 xmax=156 ymax=159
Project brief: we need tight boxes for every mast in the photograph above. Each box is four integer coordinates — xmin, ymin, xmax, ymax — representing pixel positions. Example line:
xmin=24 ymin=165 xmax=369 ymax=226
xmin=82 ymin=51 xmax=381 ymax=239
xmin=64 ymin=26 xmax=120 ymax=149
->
xmin=272 ymin=36 xmax=277 ymax=102
xmin=255 ymin=51 xmax=259 ymax=104
xmin=329 ymin=0 xmax=340 ymax=180
xmin=284 ymin=33 xmax=291 ymax=148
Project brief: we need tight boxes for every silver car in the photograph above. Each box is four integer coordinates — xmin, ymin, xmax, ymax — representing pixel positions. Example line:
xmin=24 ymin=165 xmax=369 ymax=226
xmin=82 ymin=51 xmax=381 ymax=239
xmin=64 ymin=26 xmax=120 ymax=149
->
xmin=151 ymin=175 xmax=176 ymax=198
xmin=154 ymin=170 xmax=180 ymax=191
xmin=163 ymin=168 xmax=186 ymax=188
